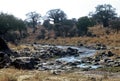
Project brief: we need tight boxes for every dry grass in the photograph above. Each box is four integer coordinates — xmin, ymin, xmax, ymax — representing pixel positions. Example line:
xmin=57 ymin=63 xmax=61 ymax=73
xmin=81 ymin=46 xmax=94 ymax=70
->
xmin=8 ymin=26 xmax=120 ymax=56
xmin=0 ymin=68 xmax=120 ymax=81
xmin=20 ymin=25 xmax=120 ymax=47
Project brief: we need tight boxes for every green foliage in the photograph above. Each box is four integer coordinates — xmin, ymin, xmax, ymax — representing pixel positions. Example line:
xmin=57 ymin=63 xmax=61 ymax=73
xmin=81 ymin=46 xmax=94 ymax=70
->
xmin=46 ymin=9 xmax=68 ymax=37
xmin=109 ymin=18 xmax=120 ymax=33
xmin=0 ymin=12 xmax=27 ymax=42
xmin=26 ymin=11 xmax=41 ymax=33
xmin=47 ymin=9 xmax=67 ymax=23
xmin=91 ymin=4 xmax=117 ymax=27
xmin=77 ymin=16 xmax=95 ymax=36
xmin=0 ymin=13 xmax=16 ymax=34
xmin=60 ymin=19 xmax=77 ymax=37
xmin=43 ymin=19 xmax=53 ymax=30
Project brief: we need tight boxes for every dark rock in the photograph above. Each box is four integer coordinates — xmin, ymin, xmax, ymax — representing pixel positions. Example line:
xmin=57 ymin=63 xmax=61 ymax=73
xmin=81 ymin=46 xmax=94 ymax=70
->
xmin=78 ymin=43 xmax=84 ymax=47
xmin=96 ymin=43 xmax=107 ymax=50
xmin=67 ymin=47 xmax=78 ymax=56
xmin=81 ymin=67 xmax=91 ymax=71
xmin=0 ymin=52 xmax=11 ymax=68
xmin=0 ymin=37 xmax=10 ymax=51
xmin=107 ymin=51 xmax=114 ymax=57
xmin=66 ymin=61 xmax=81 ymax=66
xmin=11 ymin=57 xmax=40 ymax=69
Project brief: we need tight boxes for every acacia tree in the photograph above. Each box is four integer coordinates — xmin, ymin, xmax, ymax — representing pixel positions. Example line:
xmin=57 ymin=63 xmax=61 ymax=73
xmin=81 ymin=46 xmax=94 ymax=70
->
xmin=43 ymin=19 xmax=53 ymax=30
xmin=109 ymin=18 xmax=120 ymax=33
xmin=16 ymin=19 xmax=27 ymax=38
xmin=60 ymin=19 xmax=77 ymax=37
xmin=46 ymin=9 xmax=67 ymax=37
xmin=46 ymin=9 xmax=67 ymax=23
xmin=0 ymin=12 xmax=26 ymax=42
xmin=77 ymin=16 xmax=95 ymax=36
xmin=26 ymin=11 xmax=41 ymax=33
xmin=0 ymin=13 xmax=16 ymax=35
xmin=91 ymin=4 xmax=117 ymax=27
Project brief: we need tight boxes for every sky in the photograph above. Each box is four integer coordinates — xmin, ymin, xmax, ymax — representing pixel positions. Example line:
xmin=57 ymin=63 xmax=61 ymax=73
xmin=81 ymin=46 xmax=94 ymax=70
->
xmin=0 ymin=0 xmax=120 ymax=20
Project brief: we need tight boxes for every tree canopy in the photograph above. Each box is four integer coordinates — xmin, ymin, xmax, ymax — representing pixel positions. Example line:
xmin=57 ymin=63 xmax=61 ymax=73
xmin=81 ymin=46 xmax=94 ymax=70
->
xmin=46 ymin=9 xmax=67 ymax=24
xmin=26 ymin=11 xmax=41 ymax=33
xmin=77 ymin=16 xmax=95 ymax=36
xmin=0 ymin=12 xmax=26 ymax=35
xmin=91 ymin=4 xmax=117 ymax=27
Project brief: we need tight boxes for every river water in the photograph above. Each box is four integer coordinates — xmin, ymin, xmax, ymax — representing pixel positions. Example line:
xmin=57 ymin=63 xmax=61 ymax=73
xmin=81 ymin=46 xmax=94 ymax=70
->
xmin=55 ymin=46 xmax=100 ymax=69
xmin=30 ymin=44 xmax=101 ymax=70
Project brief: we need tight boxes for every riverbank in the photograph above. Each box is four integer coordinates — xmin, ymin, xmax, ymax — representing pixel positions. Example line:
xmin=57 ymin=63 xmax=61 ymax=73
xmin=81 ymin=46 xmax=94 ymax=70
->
xmin=2 ymin=26 xmax=120 ymax=81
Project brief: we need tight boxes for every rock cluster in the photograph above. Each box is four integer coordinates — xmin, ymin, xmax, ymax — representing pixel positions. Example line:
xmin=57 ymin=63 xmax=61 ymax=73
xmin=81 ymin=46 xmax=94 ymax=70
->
xmin=81 ymin=51 xmax=120 ymax=68
xmin=0 ymin=41 xmax=120 ymax=72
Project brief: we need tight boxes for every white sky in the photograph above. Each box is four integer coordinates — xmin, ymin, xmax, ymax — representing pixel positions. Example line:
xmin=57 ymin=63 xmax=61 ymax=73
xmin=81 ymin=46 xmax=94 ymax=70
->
xmin=0 ymin=0 xmax=120 ymax=20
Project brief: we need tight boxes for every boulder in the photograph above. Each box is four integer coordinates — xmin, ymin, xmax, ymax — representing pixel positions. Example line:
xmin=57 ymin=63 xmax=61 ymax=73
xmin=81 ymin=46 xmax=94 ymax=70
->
xmin=96 ymin=43 xmax=107 ymax=50
xmin=107 ymin=51 xmax=114 ymax=57
xmin=67 ymin=47 xmax=79 ymax=56
xmin=11 ymin=57 xmax=40 ymax=69
xmin=0 ymin=52 xmax=11 ymax=68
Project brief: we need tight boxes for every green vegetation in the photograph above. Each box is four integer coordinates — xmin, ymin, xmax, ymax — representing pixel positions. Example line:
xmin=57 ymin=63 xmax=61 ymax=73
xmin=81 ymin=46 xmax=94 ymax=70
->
xmin=0 ymin=4 xmax=120 ymax=41
xmin=26 ymin=11 xmax=41 ymax=33
xmin=0 ymin=12 xmax=27 ymax=43
xmin=91 ymin=4 xmax=117 ymax=27
xmin=77 ymin=16 xmax=95 ymax=36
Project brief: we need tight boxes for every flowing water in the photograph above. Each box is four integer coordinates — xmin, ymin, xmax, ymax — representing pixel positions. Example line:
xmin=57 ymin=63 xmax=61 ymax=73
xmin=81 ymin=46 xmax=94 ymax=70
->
xmin=56 ymin=46 xmax=101 ymax=69
xmin=32 ymin=44 xmax=100 ymax=69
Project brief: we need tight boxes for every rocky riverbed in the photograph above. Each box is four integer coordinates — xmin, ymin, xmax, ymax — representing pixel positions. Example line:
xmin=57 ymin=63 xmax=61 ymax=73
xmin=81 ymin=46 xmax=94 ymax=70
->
xmin=0 ymin=43 xmax=120 ymax=72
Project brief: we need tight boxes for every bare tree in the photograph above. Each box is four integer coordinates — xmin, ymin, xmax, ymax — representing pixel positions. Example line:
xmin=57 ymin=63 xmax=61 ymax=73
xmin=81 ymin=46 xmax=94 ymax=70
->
xmin=26 ymin=11 xmax=41 ymax=33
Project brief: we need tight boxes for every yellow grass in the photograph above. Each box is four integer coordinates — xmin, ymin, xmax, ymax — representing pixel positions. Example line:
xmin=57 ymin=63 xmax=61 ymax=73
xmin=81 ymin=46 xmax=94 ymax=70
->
xmin=0 ymin=68 xmax=120 ymax=81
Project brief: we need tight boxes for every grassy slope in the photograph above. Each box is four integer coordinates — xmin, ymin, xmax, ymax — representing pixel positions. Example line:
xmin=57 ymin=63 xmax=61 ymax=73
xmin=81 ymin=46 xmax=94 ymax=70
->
xmin=22 ymin=25 xmax=120 ymax=46
xmin=20 ymin=25 xmax=120 ymax=56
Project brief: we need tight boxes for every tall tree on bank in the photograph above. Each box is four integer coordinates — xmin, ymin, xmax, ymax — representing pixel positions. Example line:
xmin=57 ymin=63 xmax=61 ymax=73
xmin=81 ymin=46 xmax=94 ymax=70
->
xmin=77 ymin=16 xmax=95 ymax=36
xmin=0 ymin=12 xmax=26 ymax=42
xmin=46 ymin=9 xmax=67 ymax=24
xmin=46 ymin=9 xmax=67 ymax=36
xmin=26 ymin=11 xmax=41 ymax=33
xmin=91 ymin=4 xmax=117 ymax=27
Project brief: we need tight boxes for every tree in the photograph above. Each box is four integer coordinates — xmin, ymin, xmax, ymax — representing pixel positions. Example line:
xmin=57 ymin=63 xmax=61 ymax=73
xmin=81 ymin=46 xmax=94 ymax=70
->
xmin=43 ymin=19 xmax=53 ymax=30
xmin=16 ymin=19 xmax=27 ymax=38
xmin=46 ymin=9 xmax=67 ymax=37
xmin=26 ymin=11 xmax=41 ymax=33
xmin=0 ymin=13 xmax=16 ymax=35
xmin=0 ymin=12 xmax=26 ymax=35
xmin=0 ymin=12 xmax=26 ymax=42
xmin=77 ymin=16 xmax=95 ymax=36
xmin=91 ymin=4 xmax=117 ymax=27
xmin=46 ymin=9 xmax=67 ymax=24
xmin=60 ymin=19 xmax=76 ymax=37
xmin=109 ymin=18 xmax=120 ymax=33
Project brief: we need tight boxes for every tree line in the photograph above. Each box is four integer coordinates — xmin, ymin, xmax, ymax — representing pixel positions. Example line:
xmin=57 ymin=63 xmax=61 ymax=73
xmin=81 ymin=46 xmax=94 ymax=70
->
xmin=0 ymin=4 xmax=120 ymax=42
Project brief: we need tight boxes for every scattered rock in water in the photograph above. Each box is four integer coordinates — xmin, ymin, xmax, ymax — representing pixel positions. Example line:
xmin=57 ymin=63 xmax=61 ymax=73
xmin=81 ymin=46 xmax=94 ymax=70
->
xmin=67 ymin=47 xmax=79 ymax=56
xmin=0 ymin=52 xmax=11 ymax=68
xmin=0 ymin=40 xmax=119 ymax=71
xmin=95 ymin=43 xmax=107 ymax=50
xmin=107 ymin=51 xmax=114 ymax=57
xmin=0 ymin=37 xmax=18 ymax=68
xmin=11 ymin=57 xmax=40 ymax=69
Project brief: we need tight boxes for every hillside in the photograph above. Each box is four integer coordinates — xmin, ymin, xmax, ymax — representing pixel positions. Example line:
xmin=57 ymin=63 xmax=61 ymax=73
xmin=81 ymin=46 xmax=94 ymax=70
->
xmin=22 ymin=25 xmax=120 ymax=46
xmin=18 ymin=25 xmax=120 ymax=57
